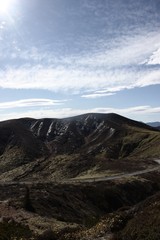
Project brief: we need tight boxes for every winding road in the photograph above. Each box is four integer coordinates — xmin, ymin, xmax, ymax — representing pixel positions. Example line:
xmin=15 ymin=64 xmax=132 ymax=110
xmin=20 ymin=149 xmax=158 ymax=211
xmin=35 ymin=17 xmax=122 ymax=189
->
xmin=67 ymin=159 xmax=160 ymax=183
xmin=0 ymin=160 xmax=160 ymax=185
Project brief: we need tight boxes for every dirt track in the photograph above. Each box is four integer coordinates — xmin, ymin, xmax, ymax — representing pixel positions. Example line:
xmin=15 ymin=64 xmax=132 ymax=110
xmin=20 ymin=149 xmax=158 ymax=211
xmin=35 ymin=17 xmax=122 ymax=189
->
xmin=0 ymin=160 xmax=159 ymax=185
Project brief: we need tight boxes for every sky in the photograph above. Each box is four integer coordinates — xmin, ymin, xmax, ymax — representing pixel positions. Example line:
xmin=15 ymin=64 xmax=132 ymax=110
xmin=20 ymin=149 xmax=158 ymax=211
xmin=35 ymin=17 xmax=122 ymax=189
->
xmin=0 ymin=0 xmax=160 ymax=122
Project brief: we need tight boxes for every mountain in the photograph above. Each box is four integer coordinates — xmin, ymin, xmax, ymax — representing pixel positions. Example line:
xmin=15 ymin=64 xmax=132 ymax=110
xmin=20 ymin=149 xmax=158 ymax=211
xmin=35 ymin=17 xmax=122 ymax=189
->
xmin=0 ymin=113 xmax=160 ymax=181
xmin=147 ymin=121 xmax=160 ymax=128
xmin=0 ymin=113 xmax=160 ymax=239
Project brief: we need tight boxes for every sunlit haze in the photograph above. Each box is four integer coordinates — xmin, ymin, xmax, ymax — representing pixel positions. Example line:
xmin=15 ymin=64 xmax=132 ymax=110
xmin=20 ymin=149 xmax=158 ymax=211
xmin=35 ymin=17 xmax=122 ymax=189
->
xmin=0 ymin=0 xmax=13 ymax=13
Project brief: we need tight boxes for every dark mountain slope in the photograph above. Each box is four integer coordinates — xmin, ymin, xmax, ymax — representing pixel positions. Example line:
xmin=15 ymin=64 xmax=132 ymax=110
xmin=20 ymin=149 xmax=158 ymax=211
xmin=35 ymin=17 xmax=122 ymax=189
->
xmin=0 ymin=120 xmax=48 ymax=175
xmin=17 ymin=113 xmax=158 ymax=155
xmin=0 ymin=113 xmax=159 ymax=181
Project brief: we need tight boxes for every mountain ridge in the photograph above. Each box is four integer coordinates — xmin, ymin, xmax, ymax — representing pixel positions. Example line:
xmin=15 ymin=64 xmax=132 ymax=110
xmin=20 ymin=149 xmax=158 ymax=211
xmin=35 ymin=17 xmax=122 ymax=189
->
xmin=0 ymin=113 xmax=160 ymax=182
xmin=147 ymin=121 xmax=160 ymax=127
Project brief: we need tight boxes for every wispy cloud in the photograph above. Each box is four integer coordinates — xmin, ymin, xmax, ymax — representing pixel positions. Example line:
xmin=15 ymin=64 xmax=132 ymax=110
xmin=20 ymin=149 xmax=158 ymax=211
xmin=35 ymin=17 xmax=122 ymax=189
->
xmin=0 ymin=99 xmax=67 ymax=109
xmin=0 ymin=64 xmax=160 ymax=94
xmin=147 ymin=48 xmax=160 ymax=65
xmin=81 ymin=92 xmax=116 ymax=99
xmin=0 ymin=30 xmax=160 ymax=96
xmin=76 ymin=32 xmax=160 ymax=67
xmin=0 ymin=8 xmax=160 ymax=102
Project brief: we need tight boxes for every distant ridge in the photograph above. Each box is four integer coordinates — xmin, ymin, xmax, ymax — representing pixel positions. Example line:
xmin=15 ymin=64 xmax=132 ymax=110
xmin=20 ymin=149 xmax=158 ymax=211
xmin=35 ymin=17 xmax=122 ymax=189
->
xmin=147 ymin=121 xmax=160 ymax=128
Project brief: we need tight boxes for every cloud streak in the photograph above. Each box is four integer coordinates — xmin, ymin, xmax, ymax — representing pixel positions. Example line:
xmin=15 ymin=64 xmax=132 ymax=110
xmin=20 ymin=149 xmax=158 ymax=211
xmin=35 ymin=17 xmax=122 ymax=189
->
xmin=81 ymin=92 xmax=116 ymax=98
xmin=0 ymin=99 xmax=67 ymax=109
xmin=0 ymin=64 xmax=160 ymax=94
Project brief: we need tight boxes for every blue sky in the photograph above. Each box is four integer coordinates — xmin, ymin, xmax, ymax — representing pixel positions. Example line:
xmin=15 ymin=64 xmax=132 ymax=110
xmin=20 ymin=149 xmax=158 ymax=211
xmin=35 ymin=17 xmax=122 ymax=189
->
xmin=0 ymin=0 xmax=160 ymax=122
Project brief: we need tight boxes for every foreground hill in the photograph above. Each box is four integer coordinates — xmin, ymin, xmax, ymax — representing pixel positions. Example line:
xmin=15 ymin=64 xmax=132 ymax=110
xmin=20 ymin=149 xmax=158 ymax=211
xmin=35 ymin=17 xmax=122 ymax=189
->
xmin=0 ymin=172 xmax=160 ymax=239
xmin=0 ymin=113 xmax=160 ymax=181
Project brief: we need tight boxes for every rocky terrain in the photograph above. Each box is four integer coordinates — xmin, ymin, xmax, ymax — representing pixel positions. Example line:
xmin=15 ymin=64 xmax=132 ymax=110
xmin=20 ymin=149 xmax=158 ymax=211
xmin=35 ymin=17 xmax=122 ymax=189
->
xmin=0 ymin=113 xmax=160 ymax=239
